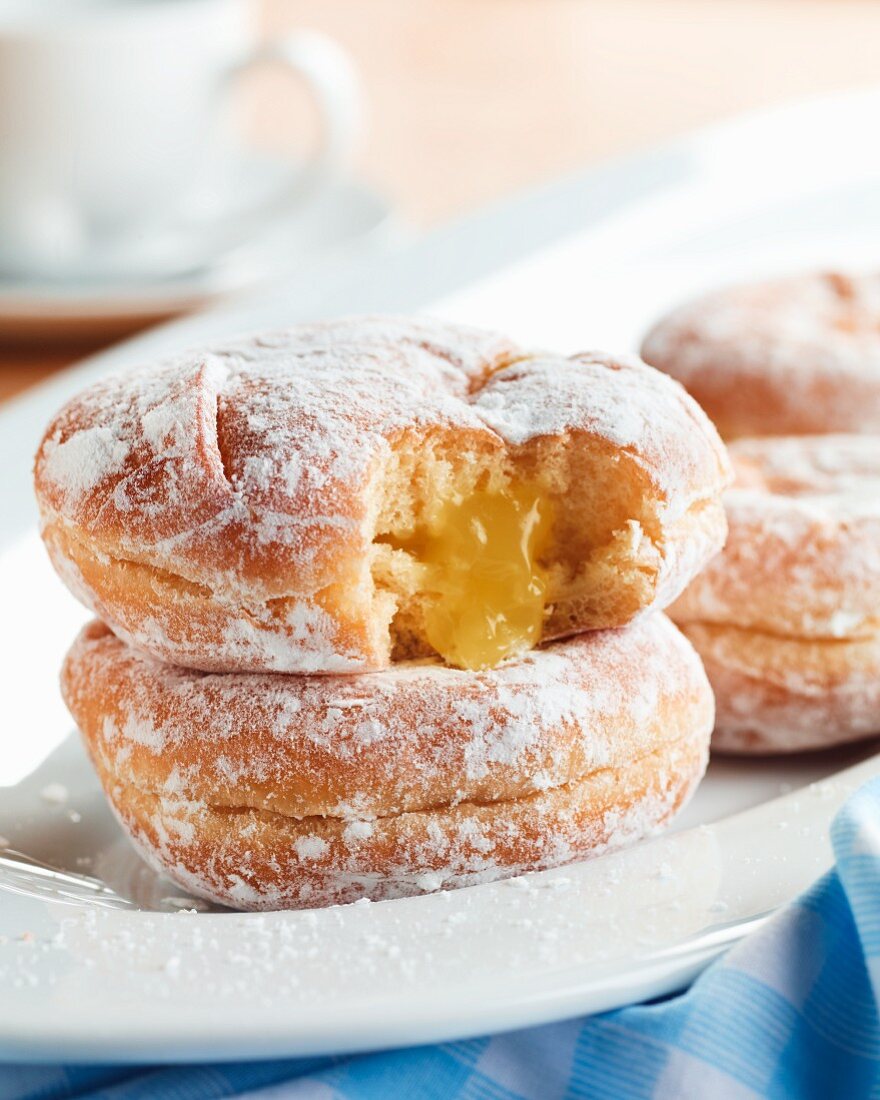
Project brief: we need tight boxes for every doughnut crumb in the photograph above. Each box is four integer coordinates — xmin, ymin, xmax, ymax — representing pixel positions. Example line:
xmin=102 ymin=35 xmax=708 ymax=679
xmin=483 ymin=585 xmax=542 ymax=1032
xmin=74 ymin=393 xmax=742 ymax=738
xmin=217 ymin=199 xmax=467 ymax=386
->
xmin=368 ymin=434 xmax=665 ymax=669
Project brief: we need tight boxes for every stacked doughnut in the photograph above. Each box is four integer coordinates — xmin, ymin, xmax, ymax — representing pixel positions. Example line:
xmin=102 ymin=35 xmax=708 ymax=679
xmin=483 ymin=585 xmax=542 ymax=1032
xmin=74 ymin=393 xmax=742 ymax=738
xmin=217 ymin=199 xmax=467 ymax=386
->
xmin=643 ymin=272 xmax=880 ymax=753
xmin=36 ymin=316 xmax=729 ymax=909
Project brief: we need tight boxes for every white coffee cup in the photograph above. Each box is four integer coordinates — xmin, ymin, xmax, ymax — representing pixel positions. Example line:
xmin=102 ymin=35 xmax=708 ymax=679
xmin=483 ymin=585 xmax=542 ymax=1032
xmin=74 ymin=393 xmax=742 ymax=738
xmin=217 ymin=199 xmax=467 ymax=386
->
xmin=0 ymin=0 xmax=361 ymax=278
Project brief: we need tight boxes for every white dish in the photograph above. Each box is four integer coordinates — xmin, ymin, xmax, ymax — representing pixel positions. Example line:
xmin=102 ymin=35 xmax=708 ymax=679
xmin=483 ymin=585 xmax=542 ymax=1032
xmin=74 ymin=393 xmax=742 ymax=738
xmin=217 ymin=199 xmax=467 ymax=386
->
xmin=0 ymin=163 xmax=398 ymax=343
xmin=3 ymin=86 xmax=880 ymax=1064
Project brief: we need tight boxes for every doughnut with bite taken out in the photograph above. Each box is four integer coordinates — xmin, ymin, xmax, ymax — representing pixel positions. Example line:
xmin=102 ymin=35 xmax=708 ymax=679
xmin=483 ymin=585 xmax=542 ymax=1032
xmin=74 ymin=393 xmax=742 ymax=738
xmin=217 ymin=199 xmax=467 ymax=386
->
xmin=36 ymin=316 xmax=729 ymax=674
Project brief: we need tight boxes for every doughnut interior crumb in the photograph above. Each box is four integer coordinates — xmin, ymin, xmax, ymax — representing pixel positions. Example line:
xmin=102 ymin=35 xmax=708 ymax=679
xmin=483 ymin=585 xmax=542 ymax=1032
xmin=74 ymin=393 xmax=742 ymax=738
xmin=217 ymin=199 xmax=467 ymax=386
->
xmin=366 ymin=432 xmax=667 ymax=668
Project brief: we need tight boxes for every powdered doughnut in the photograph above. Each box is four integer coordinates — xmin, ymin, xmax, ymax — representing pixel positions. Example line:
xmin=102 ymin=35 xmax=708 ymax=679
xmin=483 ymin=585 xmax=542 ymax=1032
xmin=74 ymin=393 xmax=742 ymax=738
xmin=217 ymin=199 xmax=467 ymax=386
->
xmin=641 ymin=272 xmax=880 ymax=438
xmin=62 ymin=615 xmax=713 ymax=910
xmin=36 ymin=315 xmax=729 ymax=675
xmin=670 ymin=435 xmax=880 ymax=753
xmin=671 ymin=435 xmax=880 ymax=640
xmin=679 ymin=623 xmax=880 ymax=755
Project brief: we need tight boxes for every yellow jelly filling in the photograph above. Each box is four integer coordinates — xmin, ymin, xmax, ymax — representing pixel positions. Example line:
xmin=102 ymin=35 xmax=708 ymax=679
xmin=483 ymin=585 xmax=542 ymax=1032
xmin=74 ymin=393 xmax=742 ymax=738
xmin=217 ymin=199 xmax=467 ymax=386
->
xmin=391 ymin=484 xmax=553 ymax=671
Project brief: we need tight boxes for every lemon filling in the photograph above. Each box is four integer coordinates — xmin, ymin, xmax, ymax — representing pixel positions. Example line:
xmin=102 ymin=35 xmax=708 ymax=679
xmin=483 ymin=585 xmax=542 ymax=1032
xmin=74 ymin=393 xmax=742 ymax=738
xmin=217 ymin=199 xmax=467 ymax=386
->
xmin=387 ymin=484 xmax=553 ymax=671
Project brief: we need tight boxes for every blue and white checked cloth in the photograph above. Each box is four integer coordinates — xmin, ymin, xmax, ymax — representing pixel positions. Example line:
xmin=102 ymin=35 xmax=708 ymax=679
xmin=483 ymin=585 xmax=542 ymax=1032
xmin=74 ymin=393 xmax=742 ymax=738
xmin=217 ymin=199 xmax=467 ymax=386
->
xmin=5 ymin=778 xmax=880 ymax=1100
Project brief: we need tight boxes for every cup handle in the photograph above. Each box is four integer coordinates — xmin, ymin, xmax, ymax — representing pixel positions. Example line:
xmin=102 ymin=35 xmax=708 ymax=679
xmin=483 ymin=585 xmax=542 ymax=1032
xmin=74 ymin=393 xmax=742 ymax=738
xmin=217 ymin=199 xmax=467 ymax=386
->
xmin=229 ymin=30 xmax=361 ymax=190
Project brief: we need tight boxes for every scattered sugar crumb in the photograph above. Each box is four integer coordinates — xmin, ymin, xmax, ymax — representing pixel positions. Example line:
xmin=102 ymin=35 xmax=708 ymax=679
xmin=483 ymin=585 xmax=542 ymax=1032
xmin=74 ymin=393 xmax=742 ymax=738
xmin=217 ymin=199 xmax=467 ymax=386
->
xmin=543 ymin=876 xmax=572 ymax=891
xmin=40 ymin=783 xmax=69 ymax=805
xmin=161 ymin=896 xmax=209 ymax=913
xmin=414 ymin=872 xmax=444 ymax=892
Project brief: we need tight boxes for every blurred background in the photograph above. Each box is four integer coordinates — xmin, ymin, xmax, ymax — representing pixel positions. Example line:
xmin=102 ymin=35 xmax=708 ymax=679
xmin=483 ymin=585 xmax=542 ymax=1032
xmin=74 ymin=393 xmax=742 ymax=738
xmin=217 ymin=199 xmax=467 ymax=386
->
xmin=4 ymin=0 xmax=880 ymax=400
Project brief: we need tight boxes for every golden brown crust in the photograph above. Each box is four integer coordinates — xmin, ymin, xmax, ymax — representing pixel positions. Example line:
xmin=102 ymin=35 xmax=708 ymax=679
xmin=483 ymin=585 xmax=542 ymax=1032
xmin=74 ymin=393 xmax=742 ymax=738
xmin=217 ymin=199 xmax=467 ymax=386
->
xmin=670 ymin=436 xmax=880 ymax=640
xmin=101 ymin=737 xmax=704 ymax=909
xmin=63 ymin=616 xmax=713 ymax=908
xmin=671 ymin=435 xmax=880 ymax=753
xmin=641 ymin=271 xmax=880 ymax=439
xmin=37 ymin=316 xmax=729 ymax=674
xmin=681 ymin=622 xmax=880 ymax=755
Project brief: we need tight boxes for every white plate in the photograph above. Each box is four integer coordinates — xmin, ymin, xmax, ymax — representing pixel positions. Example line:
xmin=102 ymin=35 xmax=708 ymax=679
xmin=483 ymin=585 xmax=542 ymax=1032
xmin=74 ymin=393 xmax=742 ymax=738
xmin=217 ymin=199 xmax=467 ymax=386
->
xmin=3 ymin=86 xmax=880 ymax=1064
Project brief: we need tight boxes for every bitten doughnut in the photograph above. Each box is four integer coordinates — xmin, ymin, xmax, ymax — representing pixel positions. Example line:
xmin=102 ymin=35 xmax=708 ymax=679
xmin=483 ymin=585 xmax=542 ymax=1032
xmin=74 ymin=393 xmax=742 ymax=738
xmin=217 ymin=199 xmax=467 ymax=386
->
xmin=641 ymin=271 xmax=880 ymax=438
xmin=35 ymin=316 xmax=729 ymax=675
xmin=63 ymin=615 xmax=714 ymax=910
xmin=670 ymin=435 xmax=880 ymax=753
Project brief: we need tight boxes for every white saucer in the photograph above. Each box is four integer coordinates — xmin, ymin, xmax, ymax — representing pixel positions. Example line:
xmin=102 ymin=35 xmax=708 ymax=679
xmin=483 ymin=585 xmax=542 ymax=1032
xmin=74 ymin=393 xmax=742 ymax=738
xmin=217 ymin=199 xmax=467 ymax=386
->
xmin=0 ymin=165 xmax=400 ymax=343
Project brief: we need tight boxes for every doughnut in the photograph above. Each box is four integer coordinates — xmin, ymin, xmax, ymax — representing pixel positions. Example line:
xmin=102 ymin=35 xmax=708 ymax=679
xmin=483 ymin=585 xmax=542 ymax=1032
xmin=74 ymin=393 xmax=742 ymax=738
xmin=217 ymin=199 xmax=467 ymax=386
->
xmin=62 ymin=615 xmax=714 ymax=910
xmin=641 ymin=271 xmax=880 ymax=438
xmin=670 ymin=435 xmax=880 ymax=753
xmin=35 ymin=316 xmax=730 ymax=675
xmin=671 ymin=436 xmax=880 ymax=639
xmin=679 ymin=623 xmax=880 ymax=755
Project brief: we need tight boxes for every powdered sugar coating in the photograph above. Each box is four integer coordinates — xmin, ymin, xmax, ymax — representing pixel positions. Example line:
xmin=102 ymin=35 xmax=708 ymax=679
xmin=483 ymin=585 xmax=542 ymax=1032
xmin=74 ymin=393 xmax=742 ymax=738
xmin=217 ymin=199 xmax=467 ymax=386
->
xmin=65 ymin=614 xmax=711 ymax=818
xmin=642 ymin=271 xmax=880 ymax=437
xmin=40 ymin=424 xmax=131 ymax=498
xmin=682 ymin=622 xmax=880 ymax=755
xmin=36 ymin=315 xmax=729 ymax=674
xmin=671 ymin=435 xmax=880 ymax=640
xmin=469 ymin=350 xmax=727 ymax=520
xmin=64 ymin=617 xmax=713 ymax=908
xmin=117 ymin=755 xmax=702 ymax=910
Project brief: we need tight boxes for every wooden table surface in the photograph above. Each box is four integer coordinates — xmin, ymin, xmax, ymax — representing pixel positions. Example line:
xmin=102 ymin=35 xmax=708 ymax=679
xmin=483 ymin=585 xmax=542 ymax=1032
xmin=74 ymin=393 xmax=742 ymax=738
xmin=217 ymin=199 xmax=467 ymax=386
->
xmin=4 ymin=0 xmax=880 ymax=400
